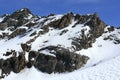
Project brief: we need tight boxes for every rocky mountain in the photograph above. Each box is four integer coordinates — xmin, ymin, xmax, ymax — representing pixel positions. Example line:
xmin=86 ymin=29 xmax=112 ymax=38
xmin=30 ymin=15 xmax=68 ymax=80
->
xmin=0 ymin=8 xmax=120 ymax=80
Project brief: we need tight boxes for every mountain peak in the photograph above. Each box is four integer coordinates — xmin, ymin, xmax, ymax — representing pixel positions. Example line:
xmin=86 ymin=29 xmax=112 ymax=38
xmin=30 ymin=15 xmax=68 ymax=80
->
xmin=0 ymin=8 xmax=39 ymax=30
xmin=93 ymin=12 xmax=98 ymax=18
xmin=0 ymin=8 xmax=120 ymax=79
xmin=10 ymin=8 xmax=33 ymax=20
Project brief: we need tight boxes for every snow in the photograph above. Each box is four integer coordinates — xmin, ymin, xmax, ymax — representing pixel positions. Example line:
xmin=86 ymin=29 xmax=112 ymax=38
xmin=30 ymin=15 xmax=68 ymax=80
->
xmin=0 ymin=28 xmax=35 ymax=59
xmin=82 ymin=25 xmax=91 ymax=35
xmin=20 ymin=9 xmax=24 ymax=11
xmin=18 ymin=26 xmax=28 ymax=30
xmin=44 ymin=15 xmax=63 ymax=25
xmin=24 ymin=14 xmax=33 ymax=20
xmin=0 ymin=17 xmax=4 ymax=22
xmin=0 ymin=14 xmax=120 ymax=80
xmin=40 ymin=49 xmax=56 ymax=57
xmin=31 ymin=19 xmax=92 ymax=51
xmin=27 ymin=14 xmax=33 ymax=19
xmin=77 ymin=35 xmax=120 ymax=67
xmin=0 ymin=28 xmax=12 ymax=35
xmin=3 ymin=55 xmax=120 ymax=80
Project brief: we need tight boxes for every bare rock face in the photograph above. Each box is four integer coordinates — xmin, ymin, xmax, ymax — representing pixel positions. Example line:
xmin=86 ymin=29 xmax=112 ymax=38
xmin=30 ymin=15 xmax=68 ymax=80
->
xmin=10 ymin=8 xmax=32 ymax=19
xmin=21 ymin=43 xmax=31 ymax=52
xmin=9 ymin=28 xmax=26 ymax=39
xmin=35 ymin=46 xmax=89 ymax=73
xmin=34 ymin=53 xmax=57 ymax=74
xmin=48 ymin=12 xmax=74 ymax=29
xmin=0 ymin=47 xmax=88 ymax=77
xmin=71 ymin=13 xmax=107 ymax=51
xmin=86 ymin=13 xmax=106 ymax=38
xmin=0 ymin=51 xmax=26 ymax=78
xmin=28 ymin=51 xmax=38 ymax=62
xmin=0 ymin=22 xmax=8 ymax=30
xmin=3 ymin=8 xmax=33 ymax=27
xmin=55 ymin=48 xmax=89 ymax=72
xmin=0 ymin=8 xmax=39 ymax=31
xmin=17 ymin=53 xmax=26 ymax=72
xmin=0 ymin=59 xmax=12 ymax=77
xmin=27 ymin=51 xmax=38 ymax=68
xmin=74 ymin=14 xmax=91 ymax=24
xmin=0 ymin=50 xmax=27 ymax=78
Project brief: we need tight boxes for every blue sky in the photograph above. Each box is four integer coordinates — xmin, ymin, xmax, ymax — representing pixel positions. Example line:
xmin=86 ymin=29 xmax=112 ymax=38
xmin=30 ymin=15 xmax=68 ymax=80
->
xmin=0 ymin=0 xmax=119 ymax=27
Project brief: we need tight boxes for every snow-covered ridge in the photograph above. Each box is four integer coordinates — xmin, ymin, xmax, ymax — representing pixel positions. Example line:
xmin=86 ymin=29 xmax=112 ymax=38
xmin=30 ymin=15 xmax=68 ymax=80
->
xmin=0 ymin=8 xmax=120 ymax=80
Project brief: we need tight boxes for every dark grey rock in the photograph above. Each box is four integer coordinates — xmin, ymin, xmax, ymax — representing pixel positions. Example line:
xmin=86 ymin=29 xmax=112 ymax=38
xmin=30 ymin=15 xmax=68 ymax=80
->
xmin=38 ymin=46 xmax=89 ymax=73
xmin=0 ymin=22 xmax=8 ymax=30
xmin=47 ymin=12 xmax=74 ymax=29
xmin=34 ymin=53 xmax=57 ymax=74
xmin=21 ymin=43 xmax=31 ymax=52
xmin=9 ymin=28 xmax=26 ymax=39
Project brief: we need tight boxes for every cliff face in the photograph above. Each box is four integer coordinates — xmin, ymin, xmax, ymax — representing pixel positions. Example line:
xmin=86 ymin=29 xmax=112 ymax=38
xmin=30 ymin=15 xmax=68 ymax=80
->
xmin=0 ymin=8 xmax=120 ymax=79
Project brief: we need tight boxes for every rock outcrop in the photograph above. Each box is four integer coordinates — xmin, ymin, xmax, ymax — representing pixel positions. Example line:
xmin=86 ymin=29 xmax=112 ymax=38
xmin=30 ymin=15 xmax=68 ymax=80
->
xmin=0 ymin=8 xmax=39 ymax=31
xmin=71 ymin=13 xmax=106 ymax=50
xmin=0 ymin=51 xmax=26 ymax=78
xmin=21 ymin=43 xmax=31 ymax=52
xmin=0 ymin=22 xmax=8 ymax=30
xmin=9 ymin=28 xmax=26 ymax=39
xmin=0 ymin=46 xmax=89 ymax=78
xmin=2 ymin=8 xmax=33 ymax=27
xmin=46 ymin=12 xmax=74 ymax=29
xmin=0 ymin=8 xmax=118 ymax=79
xmin=86 ymin=13 xmax=106 ymax=38
xmin=36 ymin=46 xmax=89 ymax=73
xmin=34 ymin=53 xmax=57 ymax=74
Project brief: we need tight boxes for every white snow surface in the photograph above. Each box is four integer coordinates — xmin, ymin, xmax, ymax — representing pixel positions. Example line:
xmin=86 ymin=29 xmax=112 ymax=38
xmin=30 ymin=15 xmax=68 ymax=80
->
xmin=0 ymin=14 xmax=120 ymax=80
xmin=0 ymin=17 xmax=4 ymax=22
xmin=2 ymin=55 xmax=120 ymax=80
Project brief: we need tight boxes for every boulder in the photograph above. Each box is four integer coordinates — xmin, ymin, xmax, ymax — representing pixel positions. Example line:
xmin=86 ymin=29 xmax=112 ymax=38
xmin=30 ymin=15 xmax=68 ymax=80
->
xmin=38 ymin=46 xmax=89 ymax=73
xmin=0 ymin=59 xmax=12 ymax=77
xmin=54 ymin=46 xmax=89 ymax=72
xmin=28 ymin=51 xmax=38 ymax=62
xmin=34 ymin=53 xmax=57 ymax=74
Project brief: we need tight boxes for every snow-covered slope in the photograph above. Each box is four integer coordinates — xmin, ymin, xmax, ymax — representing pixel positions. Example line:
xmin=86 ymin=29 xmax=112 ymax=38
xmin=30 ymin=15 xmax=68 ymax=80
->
xmin=0 ymin=8 xmax=120 ymax=80
xmin=3 ymin=55 xmax=120 ymax=80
